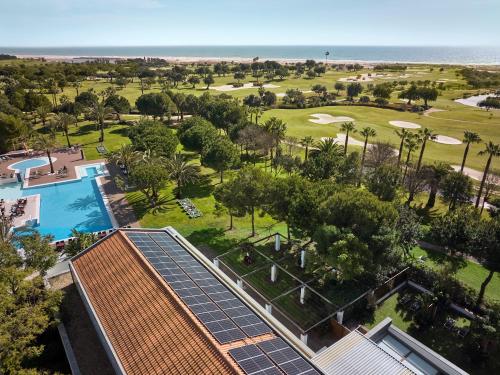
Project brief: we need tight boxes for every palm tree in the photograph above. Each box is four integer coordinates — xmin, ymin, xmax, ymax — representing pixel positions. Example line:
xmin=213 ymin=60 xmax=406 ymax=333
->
xmin=423 ymin=162 xmax=452 ymax=208
xmin=71 ymin=80 xmax=82 ymax=96
xmin=300 ymin=136 xmax=315 ymax=161
xmin=395 ymin=129 xmax=410 ymax=167
xmin=358 ymin=127 xmax=377 ymax=186
xmin=106 ymin=144 xmax=140 ymax=173
xmin=54 ymin=113 xmax=76 ymax=147
xmin=310 ymin=138 xmax=343 ymax=158
xmin=460 ymin=131 xmax=481 ymax=173
xmin=325 ymin=51 xmax=330 ymax=64
xmin=31 ymin=134 xmax=58 ymax=174
xmin=263 ymin=117 xmax=287 ymax=160
xmin=415 ymin=128 xmax=437 ymax=172
xmin=340 ymin=122 xmax=357 ymax=155
xmin=165 ymin=153 xmax=201 ymax=199
xmin=255 ymin=107 xmax=264 ymax=124
xmin=402 ymin=134 xmax=419 ymax=182
xmin=475 ymin=142 xmax=500 ymax=208
xmin=90 ymin=102 xmax=113 ymax=143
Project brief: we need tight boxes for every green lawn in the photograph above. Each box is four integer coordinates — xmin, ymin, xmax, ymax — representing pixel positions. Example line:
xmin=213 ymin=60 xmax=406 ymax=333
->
xmin=411 ymin=246 xmax=500 ymax=303
xmin=51 ymin=122 xmax=131 ymax=160
xmin=261 ymin=104 xmax=500 ymax=172
xmin=23 ymin=59 xmax=498 ymax=172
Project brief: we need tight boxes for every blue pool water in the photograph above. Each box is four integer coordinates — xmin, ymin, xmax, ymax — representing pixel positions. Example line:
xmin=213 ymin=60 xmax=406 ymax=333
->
xmin=9 ymin=157 xmax=50 ymax=178
xmin=0 ymin=165 xmax=113 ymax=241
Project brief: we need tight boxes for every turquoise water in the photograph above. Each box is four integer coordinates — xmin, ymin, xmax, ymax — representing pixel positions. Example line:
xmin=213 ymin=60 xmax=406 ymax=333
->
xmin=9 ymin=157 xmax=49 ymax=171
xmin=9 ymin=157 xmax=49 ymax=178
xmin=1 ymin=46 xmax=499 ymax=64
xmin=0 ymin=165 xmax=112 ymax=240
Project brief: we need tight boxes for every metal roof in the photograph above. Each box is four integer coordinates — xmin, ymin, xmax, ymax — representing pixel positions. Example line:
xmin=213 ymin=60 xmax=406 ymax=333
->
xmin=312 ymin=330 xmax=415 ymax=375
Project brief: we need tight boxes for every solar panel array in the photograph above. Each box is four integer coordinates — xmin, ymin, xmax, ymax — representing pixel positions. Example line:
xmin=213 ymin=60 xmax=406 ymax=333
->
xmin=228 ymin=338 xmax=320 ymax=375
xmin=125 ymin=231 xmax=272 ymax=344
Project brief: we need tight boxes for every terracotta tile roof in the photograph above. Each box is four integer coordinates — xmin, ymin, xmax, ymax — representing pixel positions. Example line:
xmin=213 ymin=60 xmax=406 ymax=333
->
xmin=72 ymin=231 xmax=238 ymax=375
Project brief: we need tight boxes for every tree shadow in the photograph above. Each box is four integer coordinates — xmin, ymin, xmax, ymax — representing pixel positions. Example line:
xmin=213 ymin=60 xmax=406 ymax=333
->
xmin=412 ymin=202 xmax=442 ymax=225
xmin=69 ymin=123 xmax=96 ymax=136
xmin=67 ymin=195 xmax=98 ymax=211
xmin=187 ymin=227 xmax=241 ymax=254
xmin=183 ymin=176 xmax=214 ymax=199
xmin=109 ymin=126 xmax=130 ymax=136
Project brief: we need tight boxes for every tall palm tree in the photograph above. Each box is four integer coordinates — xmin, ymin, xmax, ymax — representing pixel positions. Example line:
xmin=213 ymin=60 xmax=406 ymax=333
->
xmin=423 ymin=162 xmax=452 ymax=208
xmin=71 ymin=80 xmax=82 ymax=96
xmin=31 ymin=134 xmax=58 ymax=174
xmin=460 ymin=131 xmax=481 ymax=173
xmin=325 ymin=51 xmax=330 ymax=64
xmin=255 ymin=107 xmax=264 ymax=124
xmin=310 ymin=138 xmax=343 ymax=158
xmin=402 ymin=134 xmax=419 ymax=183
xmin=165 ymin=153 xmax=201 ymax=199
xmin=106 ymin=144 xmax=140 ymax=173
xmin=90 ymin=102 xmax=113 ymax=143
xmin=340 ymin=122 xmax=357 ymax=155
xmin=358 ymin=127 xmax=377 ymax=186
xmin=263 ymin=117 xmax=287 ymax=159
xmin=395 ymin=129 xmax=410 ymax=167
xmin=54 ymin=113 xmax=76 ymax=147
xmin=475 ymin=142 xmax=500 ymax=208
xmin=300 ymin=136 xmax=315 ymax=161
xmin=416 ymin=128 xmax=437 ymax=172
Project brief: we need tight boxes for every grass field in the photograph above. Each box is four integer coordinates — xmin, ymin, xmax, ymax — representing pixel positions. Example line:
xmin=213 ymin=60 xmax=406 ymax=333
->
xmin=9 ymin=57 xmax=495 ymax=172
xmin=261 ymin=104 xmax=500 ymax=172
xmin=411 ymin=246 xmax=500 ymax=303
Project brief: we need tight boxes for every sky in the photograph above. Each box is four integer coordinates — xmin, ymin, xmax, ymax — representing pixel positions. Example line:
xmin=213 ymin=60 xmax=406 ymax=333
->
xmin=0 ymin=0 xmax=498 ymax=47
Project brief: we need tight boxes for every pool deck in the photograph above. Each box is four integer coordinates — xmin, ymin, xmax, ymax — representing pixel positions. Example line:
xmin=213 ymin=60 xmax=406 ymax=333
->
xmin=1 ymin=195 xmax=39 ymax=229
xmin=0 ymin=152 xmax=140 ymax=229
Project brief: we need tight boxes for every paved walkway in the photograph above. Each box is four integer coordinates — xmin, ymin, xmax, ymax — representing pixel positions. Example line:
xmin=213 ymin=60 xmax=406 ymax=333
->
xmin=101 ymin=164 xmax=141 ymax=228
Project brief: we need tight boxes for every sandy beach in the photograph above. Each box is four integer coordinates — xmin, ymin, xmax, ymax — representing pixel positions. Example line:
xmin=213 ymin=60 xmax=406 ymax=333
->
xmin=10 ymin=54 xmax=499 ymax=67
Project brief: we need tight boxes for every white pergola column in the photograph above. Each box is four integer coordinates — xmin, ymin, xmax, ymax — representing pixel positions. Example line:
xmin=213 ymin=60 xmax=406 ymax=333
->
xmin=275 ymin=234 xmax=281 ymax=251
xmin=271 ymin=264 xmax=278 ymax=282
xmin=236 ymin=279 xmax=243 ymax=289
xmin=213 ymin=259 xmax=220 ymax=268
xmin=300 ymin=285 xmax=306 ymax=304
xmin=336 ymin=310 xmax=344 ymax=325
xmin=300 ymin=250 xmax=306 ymax=269
xmin=265 ymin=304 xmax=273 ymax=314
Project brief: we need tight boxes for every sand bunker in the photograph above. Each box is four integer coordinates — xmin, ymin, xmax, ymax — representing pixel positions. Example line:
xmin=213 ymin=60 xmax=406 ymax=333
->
xmin=455 ymin=94 xmax=499 ymax=108
xmin=309 ymin=114 xmax=355 ymax=124
xmin=338 ymin=73 xmax=386 ymax=83
xmin=321 ymin=134 xmax=367 ymax=148
xmin=389 ymin=120 xmax=421 ymax=129
xmin=210 ymin=83 xmax=279 ymax=92
xmin=433 ymin=135 xmax=462 ymax=145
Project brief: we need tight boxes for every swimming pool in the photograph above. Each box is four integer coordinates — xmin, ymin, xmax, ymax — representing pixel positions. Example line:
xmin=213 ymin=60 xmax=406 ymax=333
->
xmin=0 ymin=164 xmax=113 ymax=241
xmin=8 ymin=157 xmax=55 ymax=178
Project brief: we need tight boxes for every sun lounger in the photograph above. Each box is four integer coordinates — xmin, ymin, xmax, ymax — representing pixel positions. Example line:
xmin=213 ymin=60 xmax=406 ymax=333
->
xmin=96 ymin=145 xmax=108 ymax=154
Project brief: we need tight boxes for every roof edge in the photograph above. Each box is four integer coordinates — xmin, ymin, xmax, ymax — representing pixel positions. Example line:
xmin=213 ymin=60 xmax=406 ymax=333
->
xmin=69 ymin=261 xmax=126 ymax=375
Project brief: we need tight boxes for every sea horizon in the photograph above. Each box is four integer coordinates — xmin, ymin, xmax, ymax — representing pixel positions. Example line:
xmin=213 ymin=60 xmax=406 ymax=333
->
xmin=1 ymin=45 xmax=500 ymax=65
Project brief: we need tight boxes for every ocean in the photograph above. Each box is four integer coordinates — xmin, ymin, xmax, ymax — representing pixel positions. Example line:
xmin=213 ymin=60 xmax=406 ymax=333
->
xmin=1 ymin=46 xmax=499 ymax=65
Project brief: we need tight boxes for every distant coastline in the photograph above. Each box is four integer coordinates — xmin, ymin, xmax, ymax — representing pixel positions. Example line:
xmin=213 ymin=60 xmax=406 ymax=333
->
xmin=1 ymin=45 xmax=499 ymax=65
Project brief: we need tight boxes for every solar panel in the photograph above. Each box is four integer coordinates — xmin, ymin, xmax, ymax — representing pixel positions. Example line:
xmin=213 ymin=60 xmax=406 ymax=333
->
xmin=126 ymin=231 xmax=250 ymax=344
xmin=258 ymin=338 xmax=320 ymax=375
xmin=132 ymin=231 xmax=272 ymax=338
xmin=229 ymin=344 xmax=282 ymax=375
